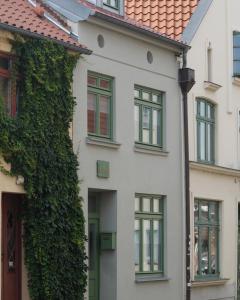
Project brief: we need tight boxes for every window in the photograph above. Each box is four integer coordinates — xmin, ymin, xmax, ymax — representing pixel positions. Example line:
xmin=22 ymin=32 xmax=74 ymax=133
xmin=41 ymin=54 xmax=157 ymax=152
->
xmin=194 ymin=200 xmax=220 ymax=279
xmin=103 ymin=0 xmax=119 ymax=9
xmin=0 ymin=54 xmax=16 ymax=116
xmin=233 ymin=31 xmax=240 ymax=77
xmin=134 ymin=194 xmax=164 ymax=275
xmin=207 ymin=45 xmax=212 ymax=82
xmin=134 ymin=86 xmax=163 ymax=148
xmin=87 ymin=72 xmax=113 ymax=139
xmin=196 ymin=99 xmax=215 ymax=164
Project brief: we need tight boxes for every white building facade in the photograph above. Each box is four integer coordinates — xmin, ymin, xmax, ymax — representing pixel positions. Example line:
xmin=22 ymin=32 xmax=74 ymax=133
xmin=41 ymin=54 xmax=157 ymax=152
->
xmin=46 ymin=0 xmax=188 ymax=299
xmin=182 ymin=0 xmax=240 ymax=299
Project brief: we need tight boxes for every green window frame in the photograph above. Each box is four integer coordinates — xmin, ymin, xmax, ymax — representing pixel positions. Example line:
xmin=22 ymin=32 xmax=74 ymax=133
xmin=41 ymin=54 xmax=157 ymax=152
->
xmin=103 ymin=0 xmax=119 ymax=10
xmin=233 ymin=31 xmax=240 ymax=77
xmin=194 ymin=199 xmax=220 ymax=280
xmin=196 ymin=98 xmax=215 ymax=164
xmin=87 ymin=72 xmax=113 ymax=139
xmin=134 ymin=86 xmax=164 ymax=148
xmin=134 ymin=194 xmax=164 ymax=275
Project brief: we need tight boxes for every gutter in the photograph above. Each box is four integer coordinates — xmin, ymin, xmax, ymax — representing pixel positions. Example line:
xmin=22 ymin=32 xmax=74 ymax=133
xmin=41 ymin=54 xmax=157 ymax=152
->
xmin=179 ymin=51 xmax=195 ymax=300
xmin=93 ymin=11 xmax=190 ymax=51
xmin=0 ymin=22 xmax=92 ymax=55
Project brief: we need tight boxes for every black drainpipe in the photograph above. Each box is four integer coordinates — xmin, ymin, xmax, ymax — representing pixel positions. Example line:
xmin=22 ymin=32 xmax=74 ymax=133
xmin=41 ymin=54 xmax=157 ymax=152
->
xmin=179 ymin=50 xmax=195 ymax=300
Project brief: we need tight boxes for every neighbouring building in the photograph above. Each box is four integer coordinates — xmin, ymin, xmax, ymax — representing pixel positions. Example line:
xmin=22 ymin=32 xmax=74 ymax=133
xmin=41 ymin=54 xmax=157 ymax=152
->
xmin=45 ymin=0 xmax=191 ymax=300
xmin=0 ymin=1 xmax=90 ymax=299
xmin=182 ymin=0 xmax=240 ymax=299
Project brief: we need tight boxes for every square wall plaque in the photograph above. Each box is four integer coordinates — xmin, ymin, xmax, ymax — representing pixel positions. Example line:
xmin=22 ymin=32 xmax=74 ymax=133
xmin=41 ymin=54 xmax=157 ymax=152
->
xmin=97 ymin=160 xmax=110 ymax=178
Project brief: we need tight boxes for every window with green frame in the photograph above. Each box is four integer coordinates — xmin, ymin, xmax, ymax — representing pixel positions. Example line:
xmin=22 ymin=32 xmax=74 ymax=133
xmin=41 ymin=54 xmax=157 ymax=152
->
xmin=194 ymin=200 xmax=220 ymax=279
xmin=134 ymin=194 xmax=164 ymax=275
xmin=87 ymin=72 xmax=113 ymax=139
xmin=103 ymin=0 xmax=119 ymax=9
xmin=196 ymin=98 xmax=215 ymax=164
xmin=233 ymin=31 xmax=240 ymax=77
xmin=134 ymin=86 xmax=163 ymax=148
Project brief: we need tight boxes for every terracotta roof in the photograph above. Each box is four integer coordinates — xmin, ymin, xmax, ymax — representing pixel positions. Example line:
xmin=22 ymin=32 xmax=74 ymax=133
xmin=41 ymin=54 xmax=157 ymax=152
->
xmin=0 ymin=0 xmax=90 ymax=52
xmin=78 ymin=0 xmax=188 ymax=47
xmin=125 ymin=0 xmax=200 ymax=40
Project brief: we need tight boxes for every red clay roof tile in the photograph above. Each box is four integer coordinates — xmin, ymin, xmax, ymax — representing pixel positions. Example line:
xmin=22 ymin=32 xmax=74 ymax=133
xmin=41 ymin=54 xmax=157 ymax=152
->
xmin=0 ymin=0 xmax=89 ymax=52
xmin=125 ymin=0 xmax=200 ymax=40
xmin=78 ymin=0 xmax=190 ymax=45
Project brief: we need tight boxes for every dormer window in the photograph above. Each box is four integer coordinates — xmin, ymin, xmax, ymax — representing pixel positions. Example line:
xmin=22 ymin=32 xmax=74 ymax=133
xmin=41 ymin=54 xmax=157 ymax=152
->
xmin=103 ymin=0 xmax=119 ymax=10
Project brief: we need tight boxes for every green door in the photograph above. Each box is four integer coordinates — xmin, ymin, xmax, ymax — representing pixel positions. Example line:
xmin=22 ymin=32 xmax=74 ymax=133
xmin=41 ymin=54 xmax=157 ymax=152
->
xmin=88 ymin=217 xmax=99 ymax=300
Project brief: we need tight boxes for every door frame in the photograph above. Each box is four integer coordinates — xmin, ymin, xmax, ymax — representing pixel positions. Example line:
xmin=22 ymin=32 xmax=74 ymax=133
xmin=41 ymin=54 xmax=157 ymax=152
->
xmin=1 ymin=192 xmax=23 ymax=300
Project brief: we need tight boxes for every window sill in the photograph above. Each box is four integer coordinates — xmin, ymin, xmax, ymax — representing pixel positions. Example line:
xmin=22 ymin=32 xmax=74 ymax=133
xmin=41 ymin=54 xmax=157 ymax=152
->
xmin=191 ymin=278 xmax=229 ymax=288
xmin=204 ymin=81 xmax=222 ymax=92
xmin=190 ymin=161 xmax=240 ymax=177
xmin=134 ymin=144 xmax=169 ymax=156
xmin=135 ymin=274 xmax=170 ymax=283
xmin=86 ymin=136 xmax=121 ymax=149
xmin=232 ymin=76 xmax=240 ymax=86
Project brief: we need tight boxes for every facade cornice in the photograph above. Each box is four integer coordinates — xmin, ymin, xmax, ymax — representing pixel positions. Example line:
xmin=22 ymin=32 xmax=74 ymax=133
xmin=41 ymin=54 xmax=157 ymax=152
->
xmin=190 ymin=161 xmax=240 ymax=177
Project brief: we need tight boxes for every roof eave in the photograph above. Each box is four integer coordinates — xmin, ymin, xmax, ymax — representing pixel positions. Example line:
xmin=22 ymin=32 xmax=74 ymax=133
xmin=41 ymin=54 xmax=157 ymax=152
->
xmin=93 ymin=11 xmax=190 ymax=51
xmin=0 ymin=22 xmax=92 ymax=55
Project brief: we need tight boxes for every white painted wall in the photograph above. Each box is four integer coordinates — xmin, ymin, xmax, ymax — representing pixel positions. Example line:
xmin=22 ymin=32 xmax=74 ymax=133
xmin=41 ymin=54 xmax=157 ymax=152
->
xmin=72 ymin=19 xmax=185 ymax=300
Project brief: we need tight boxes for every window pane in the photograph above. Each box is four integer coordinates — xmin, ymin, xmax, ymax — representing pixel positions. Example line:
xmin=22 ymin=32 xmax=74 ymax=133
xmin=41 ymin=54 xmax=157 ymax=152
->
xmin=194 ymin=201 xmax=199 ymax=222
xmin=234 ymin=33 xmax=240 ymax=47
xmin=99 ymin=95 xmax=110 ymax=136
xmin=206 ymin=103 xmax=212 ymax=119
xmin=194 ymin=227 xmax=199 ymax=275
xmin=199 ymin=121 xmax=206 ymax=160
xmin=210 ymin=228 xmax=218 ymax=274
xmin=134 ymin=105 xmax=140 ymax=142
xmin=0 ymin=76 xmax=10 ymax=114
xmin=142 ymin=91 xmax=150 ymax=101
xmin=135 ymin=197 xmax=140 ymax=212
xmin=0 ymin=57 xmax=9 ymax=70
xmin=87 ymin=93 xmax=97 ymax=134
xmin=142 ymin=220 xmax=151 ymax=272
xmin=199 ymin=101 xmax=205 ymax=117
xmin=134 ymin=220 xmax=140 ymax=272
xmin=153 ymin=220 xmax=160 ymax=271
xmin=88 ymin=76 xmax=97 ymax=86
xmin=100 ymin=79 xmax=110 ymax=90
xmin=142 ymin=197 xmax=151 ymax=212
xmin=152 ymin=109 xmax=160 ymax=145
xmin=233 ymin=48 xmax=240 ymax=60
xmin=200 ymin=202 xmax=209 ymax=222
xmin=209 ymin=202 xmax=218 ymax=222
xmin=153 ymin=198 xmax=160 ymax=213
xmin=134 ymin=89 xmax=140 ymax=98
xmin=234 ymin=61 xmax=240 ymax=75
xmin=199 ymin=227 xmax=209 ymax=275
xmin=110 ymin=0 xmax=118 ymax=7
xmin=152 ymin=94 xmax=159 ymax=103
xmin=142 ymin=107 xmax=150 ymax=143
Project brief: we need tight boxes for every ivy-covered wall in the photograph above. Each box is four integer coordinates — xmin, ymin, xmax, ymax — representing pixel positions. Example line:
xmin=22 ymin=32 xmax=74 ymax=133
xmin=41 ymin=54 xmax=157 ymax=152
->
xmin=0 ymin=38 xmax=87 ymax=300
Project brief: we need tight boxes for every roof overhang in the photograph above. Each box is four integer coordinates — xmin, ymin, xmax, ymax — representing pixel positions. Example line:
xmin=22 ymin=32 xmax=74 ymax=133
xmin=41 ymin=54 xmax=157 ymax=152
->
xmin=0 ymin=22 xmax=92 ymax=54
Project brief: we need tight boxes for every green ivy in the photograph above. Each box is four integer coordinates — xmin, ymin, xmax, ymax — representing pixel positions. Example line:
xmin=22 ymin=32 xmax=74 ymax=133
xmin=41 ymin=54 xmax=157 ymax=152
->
xmin=0 ymin=38 xmax=87 ymax=299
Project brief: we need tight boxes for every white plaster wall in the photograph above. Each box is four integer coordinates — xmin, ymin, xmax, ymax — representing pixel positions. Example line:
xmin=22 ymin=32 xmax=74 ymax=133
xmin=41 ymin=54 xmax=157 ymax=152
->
xmin=186 ymin=0 xmax=240 ymax=299
xmin=72 ymin=20 xmax=185 ymax=300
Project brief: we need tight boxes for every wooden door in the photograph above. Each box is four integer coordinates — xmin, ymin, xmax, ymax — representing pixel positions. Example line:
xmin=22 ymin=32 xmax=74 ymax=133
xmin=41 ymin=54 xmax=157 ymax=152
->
xmin=2 ymin=193 xmax=22 ymax=300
